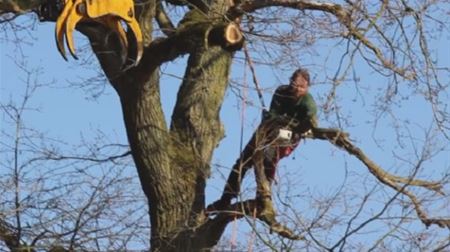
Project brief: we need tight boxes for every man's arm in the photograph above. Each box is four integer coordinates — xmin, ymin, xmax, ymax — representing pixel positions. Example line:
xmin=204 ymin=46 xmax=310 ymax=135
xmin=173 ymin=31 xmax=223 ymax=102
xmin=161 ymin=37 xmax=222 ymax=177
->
xmin=305 ymin=93 xmax=318 ymax=128
xmin=293 ymin=93 xmax=318 ymax=133
xmin=262 ymin=86 xmax=284 ymax=121
xmin=267 ymin=86 xmax=285 ymax=116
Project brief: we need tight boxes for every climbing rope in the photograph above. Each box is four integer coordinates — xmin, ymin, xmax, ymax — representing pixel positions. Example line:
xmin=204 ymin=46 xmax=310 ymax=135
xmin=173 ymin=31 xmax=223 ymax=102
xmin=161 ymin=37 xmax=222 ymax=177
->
xmin=230 ymin=215 xmax=238 ymax=250
xmin=242 ymin=44 xmax=266 ymax=252
xmin=243 ymin=43 xmax=266 ymax=110
xmin=239 ymin=57 xmax=249 ymax=153
xmin=247 ymin=208 xmax=258 ymax=252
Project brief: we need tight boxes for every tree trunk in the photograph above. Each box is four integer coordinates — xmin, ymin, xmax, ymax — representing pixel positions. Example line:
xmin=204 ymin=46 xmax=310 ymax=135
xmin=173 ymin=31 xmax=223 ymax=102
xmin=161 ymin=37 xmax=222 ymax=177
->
xmin=0 ymin=0 xmax=42 ymax=14
xmin=2 ymin=0 xmax=238 ymax=250
xmin=79 ymin=1 xmax=237 ymax=248
xmin=117 ymin=45 xmax=232 ymax=251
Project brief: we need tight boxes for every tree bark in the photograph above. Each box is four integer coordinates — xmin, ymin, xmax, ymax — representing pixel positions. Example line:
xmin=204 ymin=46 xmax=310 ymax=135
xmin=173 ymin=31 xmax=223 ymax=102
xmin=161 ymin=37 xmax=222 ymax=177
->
xmin=99 ymin=2 xmax=235 ymax=250
xmin=0 ymin=0 xmax=42 ymax=14
xmin=116 ymin=37 xmax=233 ymax=252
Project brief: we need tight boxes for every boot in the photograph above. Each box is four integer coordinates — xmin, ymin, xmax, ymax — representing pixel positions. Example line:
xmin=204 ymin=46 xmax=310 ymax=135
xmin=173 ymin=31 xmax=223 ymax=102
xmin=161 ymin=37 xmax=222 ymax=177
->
xmin=256 ymin=197 xmax=303 ymax=240
xmin=256 ymin=196 xmax=276 ymax=225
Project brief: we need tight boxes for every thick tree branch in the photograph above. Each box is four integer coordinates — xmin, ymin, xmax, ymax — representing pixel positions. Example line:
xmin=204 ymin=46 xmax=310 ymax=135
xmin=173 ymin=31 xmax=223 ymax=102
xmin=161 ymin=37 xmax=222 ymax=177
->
xmin=0 ymin=0 xmax=42 ymax=14
xmin=169 ymin=46 xmax=232 ymax=218
xmin=138 ymin=19 xmax=243 ymax=70
xmin=165 ymin=0 xmax=210 ymax=13
xmin=307 ymin=127 xmax=450 ymax=229
xmin=155 ymin=1 xmax=175 ymax=36
xmin=135 ymin=0 xmax=156 ymax=47
xmin=76 ymin=22 xmax=127 ymax=86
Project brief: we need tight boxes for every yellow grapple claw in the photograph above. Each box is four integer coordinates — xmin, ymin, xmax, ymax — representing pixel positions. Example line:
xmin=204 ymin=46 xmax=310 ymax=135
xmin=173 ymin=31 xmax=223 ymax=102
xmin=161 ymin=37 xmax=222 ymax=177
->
xmin=54 ymin=0 xmax=143 ymax=65
xmin=65 ymin=0 xmax=85 ymax=59
xmin=126 ymin=18 xmax=143 ymax=65
xmin=55 ymin=0 xmax=74 ymax=60
xmin=102 ymin=16 xmax=128 ymax=49
xmin=85 ymin=0 xmax=135 ymax=22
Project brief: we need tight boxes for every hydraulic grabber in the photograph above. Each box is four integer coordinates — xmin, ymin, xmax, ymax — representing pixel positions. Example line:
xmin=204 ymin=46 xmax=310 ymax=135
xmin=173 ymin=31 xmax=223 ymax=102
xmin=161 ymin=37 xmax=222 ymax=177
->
xmin=39 ymin=0 xmax=143 ymax=65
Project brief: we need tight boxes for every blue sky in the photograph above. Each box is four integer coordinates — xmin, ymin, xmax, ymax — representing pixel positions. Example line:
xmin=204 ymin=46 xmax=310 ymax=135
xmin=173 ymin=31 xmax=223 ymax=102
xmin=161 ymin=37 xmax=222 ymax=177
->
xmin=1 ymin=12 xmax=449 ymax=250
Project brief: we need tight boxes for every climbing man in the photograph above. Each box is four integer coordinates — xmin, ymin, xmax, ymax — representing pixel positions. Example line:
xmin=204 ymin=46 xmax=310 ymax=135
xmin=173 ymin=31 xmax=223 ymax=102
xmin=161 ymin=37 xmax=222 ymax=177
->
xmin=207 ymin=68 xmax=318 ymax=228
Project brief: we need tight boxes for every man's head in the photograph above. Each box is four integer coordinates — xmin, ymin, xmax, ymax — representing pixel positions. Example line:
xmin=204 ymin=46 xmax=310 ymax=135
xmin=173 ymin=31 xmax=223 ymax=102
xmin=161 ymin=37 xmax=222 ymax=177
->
xmin=289 ymin=68 xmax=310 ymax=97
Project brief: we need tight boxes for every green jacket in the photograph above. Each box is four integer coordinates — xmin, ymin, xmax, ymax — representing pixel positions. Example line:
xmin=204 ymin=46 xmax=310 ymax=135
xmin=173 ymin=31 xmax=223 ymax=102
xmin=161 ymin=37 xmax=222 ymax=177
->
xmin=264 ymin=85 xmax=318 ymax=133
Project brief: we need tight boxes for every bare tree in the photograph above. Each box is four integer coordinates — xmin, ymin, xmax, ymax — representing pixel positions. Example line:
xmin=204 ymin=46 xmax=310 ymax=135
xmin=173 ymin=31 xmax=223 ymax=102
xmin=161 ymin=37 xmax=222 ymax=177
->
xmin=1 ymin=0 xmax=449 ymax=251
xmin=0 ymin=59 xmax=149 ymax=251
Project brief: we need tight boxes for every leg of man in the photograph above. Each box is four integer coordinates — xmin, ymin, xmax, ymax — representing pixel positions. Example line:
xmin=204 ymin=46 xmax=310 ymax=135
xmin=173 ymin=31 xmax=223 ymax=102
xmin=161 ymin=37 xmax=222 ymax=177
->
xmin=264 ymin=138 xmax=301 ymax=182
xmin=206 ymin=122 xmax=277 ymax=213
xmin=206 ymin=130 xmax=259 ymax=212
xmin=254 ymin=149 xmax=277 ymax=224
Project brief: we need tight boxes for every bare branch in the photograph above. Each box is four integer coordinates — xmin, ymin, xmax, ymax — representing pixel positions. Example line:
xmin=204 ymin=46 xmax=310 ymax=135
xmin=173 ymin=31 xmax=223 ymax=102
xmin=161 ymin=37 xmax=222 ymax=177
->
xmin=307 ymin=127 xmax=450 ymax=229
xmin=234 ymin=0 xmax=414 ymax=78
xmin=205 ymin=200 xmax=304 ymax=240
xmin=138 ymin=18 xmax=243 ymax=69
xmin=33 ymin=150 xmax=132 ymax=164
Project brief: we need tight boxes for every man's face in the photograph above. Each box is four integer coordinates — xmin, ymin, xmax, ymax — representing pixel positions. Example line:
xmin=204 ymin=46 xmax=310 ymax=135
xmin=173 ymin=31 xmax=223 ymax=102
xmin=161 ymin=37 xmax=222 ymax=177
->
xmin=290 ymin=75 xmax=309 ymax=97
